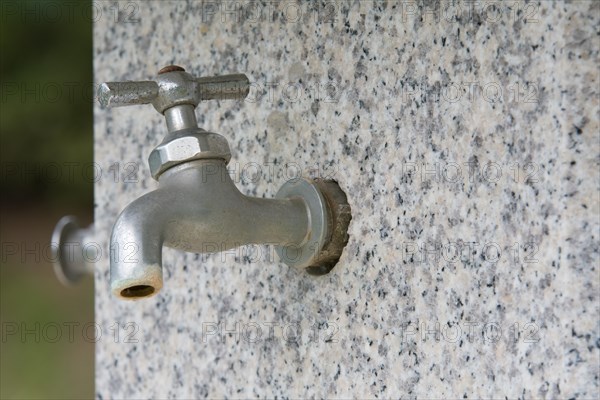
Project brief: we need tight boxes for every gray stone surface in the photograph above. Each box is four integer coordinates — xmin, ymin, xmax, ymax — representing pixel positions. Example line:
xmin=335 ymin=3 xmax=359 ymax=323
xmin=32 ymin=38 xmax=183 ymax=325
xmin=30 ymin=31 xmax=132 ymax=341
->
xmin=94 ymin=1 xmax=599 ymax=398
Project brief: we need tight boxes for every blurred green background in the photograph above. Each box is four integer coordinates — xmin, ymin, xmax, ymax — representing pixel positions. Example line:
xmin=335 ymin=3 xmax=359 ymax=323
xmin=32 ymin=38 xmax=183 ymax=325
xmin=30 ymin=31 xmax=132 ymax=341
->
xmin=1 ymin=0 xmax=94 ymax=398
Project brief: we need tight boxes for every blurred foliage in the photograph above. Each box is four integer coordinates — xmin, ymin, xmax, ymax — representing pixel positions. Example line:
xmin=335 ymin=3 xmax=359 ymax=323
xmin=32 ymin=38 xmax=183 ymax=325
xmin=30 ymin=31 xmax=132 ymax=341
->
xmin=1 ymin=238 xmax=94 ymax=399
xmin=1 ymin=1 xmax=94 ymax=399
xmin=0 ymin=0 xmax=93 ymax=207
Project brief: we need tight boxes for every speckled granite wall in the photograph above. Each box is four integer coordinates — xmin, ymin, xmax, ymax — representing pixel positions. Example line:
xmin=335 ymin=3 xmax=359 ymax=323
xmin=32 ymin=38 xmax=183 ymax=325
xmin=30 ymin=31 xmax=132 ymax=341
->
xmin=93 ymin=1 xmax=599 ymax=398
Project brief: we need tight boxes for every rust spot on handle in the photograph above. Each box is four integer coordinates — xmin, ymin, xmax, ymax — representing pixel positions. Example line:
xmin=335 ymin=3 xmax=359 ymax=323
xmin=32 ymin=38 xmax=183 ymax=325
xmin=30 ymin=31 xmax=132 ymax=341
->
xmin=158 ymin=65 xmax=186 ymax=74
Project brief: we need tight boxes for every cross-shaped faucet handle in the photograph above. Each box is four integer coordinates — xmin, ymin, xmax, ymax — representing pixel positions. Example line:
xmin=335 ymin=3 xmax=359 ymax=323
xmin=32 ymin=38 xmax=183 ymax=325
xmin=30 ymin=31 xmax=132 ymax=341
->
xmin=98 ymin=65 xmax=250 ymax=113
xmin=97 ymin=65 xmax=250 ymax=133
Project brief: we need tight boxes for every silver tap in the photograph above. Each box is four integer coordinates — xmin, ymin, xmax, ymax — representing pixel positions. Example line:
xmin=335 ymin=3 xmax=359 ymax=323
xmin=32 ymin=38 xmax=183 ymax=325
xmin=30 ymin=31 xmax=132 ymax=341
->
xmin=51 ymin=216 xmax=95 ymax=285
xmin=100 ymin=66 xmax=351 ymax=300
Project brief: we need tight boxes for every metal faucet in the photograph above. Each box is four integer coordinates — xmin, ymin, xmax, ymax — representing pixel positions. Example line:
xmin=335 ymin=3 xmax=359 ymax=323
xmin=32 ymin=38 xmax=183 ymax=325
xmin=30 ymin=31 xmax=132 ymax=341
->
xmin=51 ymin=216 xmax=95 ymax=285
xmin=99 ymin=66 xmax=351 ymax=300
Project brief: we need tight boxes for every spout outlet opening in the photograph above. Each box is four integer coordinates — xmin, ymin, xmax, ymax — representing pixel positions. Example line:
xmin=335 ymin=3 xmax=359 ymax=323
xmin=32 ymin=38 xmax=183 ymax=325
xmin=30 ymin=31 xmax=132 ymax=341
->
xmin=120 ymin=285 xmax=155 ymax=298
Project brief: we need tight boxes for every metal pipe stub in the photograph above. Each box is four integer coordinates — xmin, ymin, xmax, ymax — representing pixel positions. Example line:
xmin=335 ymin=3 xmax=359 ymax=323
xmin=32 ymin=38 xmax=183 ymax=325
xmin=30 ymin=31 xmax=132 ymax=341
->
xmin=51 ymin=216 xmax=95 ymax=285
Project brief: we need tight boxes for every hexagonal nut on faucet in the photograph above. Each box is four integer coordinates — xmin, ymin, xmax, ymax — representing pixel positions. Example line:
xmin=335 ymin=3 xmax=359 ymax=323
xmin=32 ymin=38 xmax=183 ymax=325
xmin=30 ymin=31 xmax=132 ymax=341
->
xmin=148 ymin=130 xmax=231 ymax=180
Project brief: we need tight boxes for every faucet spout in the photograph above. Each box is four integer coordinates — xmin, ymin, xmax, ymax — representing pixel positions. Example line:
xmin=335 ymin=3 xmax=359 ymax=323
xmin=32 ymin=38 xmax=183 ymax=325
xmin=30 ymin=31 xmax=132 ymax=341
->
xmin=110 ymin=159 xmax=310 ymax=299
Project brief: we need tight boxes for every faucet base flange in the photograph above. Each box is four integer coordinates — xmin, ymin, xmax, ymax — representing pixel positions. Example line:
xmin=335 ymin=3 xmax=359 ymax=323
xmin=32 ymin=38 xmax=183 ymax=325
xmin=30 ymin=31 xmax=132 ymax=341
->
xmin=305 ymin=179 xmax=352 ymax=275
xmin=275 ymin=178 xmax=351 ymax=274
